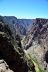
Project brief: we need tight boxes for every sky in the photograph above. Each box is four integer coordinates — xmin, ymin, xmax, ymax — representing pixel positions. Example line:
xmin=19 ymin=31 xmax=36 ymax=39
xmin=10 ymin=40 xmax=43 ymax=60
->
xmin=0 ymin=0 xmax=48 ymax=19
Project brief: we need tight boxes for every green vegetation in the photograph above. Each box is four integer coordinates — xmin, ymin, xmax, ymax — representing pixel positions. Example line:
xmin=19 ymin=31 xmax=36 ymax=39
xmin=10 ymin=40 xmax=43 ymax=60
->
xmin=28 ymin=54 xmax=45 ymax=72
xmin=22 ymin=36 xmax=29 ymax=45
xmin=25 ymin=52 xmax=47 ymax=72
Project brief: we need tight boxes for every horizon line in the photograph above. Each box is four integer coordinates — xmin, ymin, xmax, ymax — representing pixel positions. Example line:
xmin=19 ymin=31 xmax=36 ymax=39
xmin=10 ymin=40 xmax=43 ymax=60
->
xmin=0 ymin=15 xmax=48 ymax=19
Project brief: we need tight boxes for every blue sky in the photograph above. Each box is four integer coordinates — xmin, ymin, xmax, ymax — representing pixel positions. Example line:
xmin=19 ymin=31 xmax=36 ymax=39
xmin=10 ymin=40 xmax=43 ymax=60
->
xmin=0 ymin=0 xmax=48 ymax=19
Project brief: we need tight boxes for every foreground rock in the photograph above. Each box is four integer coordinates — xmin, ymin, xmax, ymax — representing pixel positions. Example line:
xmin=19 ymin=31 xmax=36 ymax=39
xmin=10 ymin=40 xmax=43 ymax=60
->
xmin=0 ymin=60 xmax=13 ymax=72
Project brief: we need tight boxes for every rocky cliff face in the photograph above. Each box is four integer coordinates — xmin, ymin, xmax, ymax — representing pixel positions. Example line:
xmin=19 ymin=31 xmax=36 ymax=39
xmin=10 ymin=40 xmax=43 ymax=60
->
xmin=0 ymin=16 xmax=36 ymax=72
xmin=22 ymin=18 xmax=48 ymax=71
xmin=0 ymin=16 xmax=33 ymax=36
xmin=0 ymin=16 xmax=48 ymax=72
xmin=0 ymin=20 xmax=28 ymax=72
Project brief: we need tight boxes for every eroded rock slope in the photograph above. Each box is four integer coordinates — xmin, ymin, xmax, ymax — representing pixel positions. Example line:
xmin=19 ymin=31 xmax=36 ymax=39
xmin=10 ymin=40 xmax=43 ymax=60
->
xmin=22 ymin=18 xmax=48 ymax=71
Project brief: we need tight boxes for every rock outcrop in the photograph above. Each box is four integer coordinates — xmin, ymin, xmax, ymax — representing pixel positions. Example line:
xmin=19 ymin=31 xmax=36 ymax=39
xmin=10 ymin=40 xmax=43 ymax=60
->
xmin=0 ymin=60 xmax=13 ymax=72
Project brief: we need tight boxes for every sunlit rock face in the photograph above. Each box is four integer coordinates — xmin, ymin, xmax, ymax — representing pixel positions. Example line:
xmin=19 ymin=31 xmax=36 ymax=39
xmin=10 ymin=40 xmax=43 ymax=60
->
xmin=22 ymin=18 xmax=48 ymax=71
